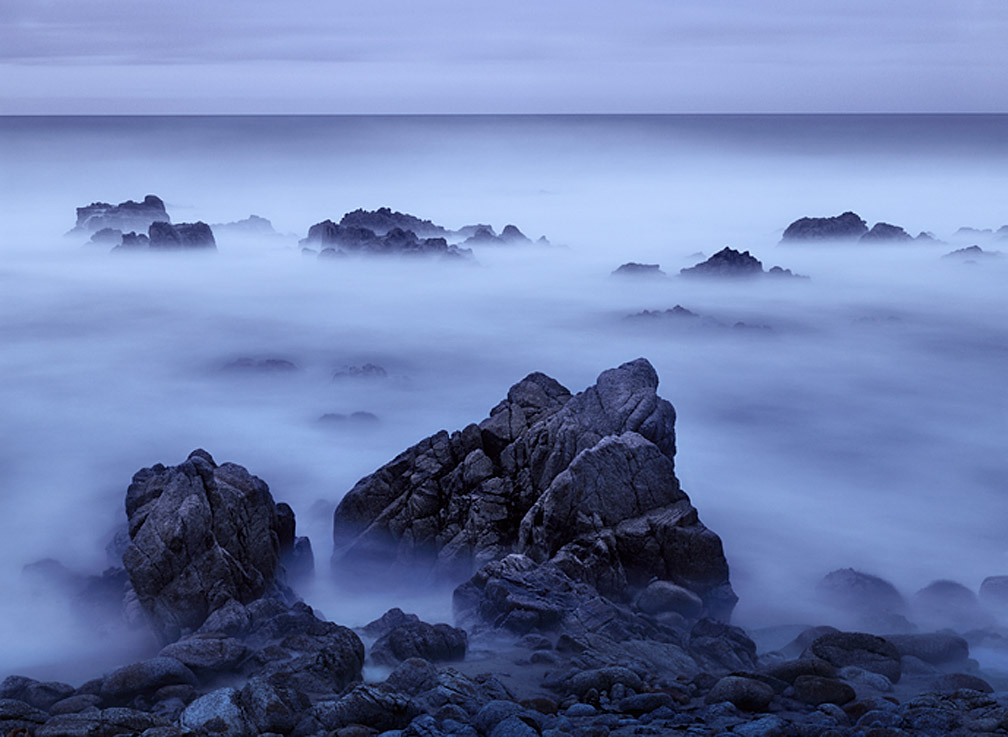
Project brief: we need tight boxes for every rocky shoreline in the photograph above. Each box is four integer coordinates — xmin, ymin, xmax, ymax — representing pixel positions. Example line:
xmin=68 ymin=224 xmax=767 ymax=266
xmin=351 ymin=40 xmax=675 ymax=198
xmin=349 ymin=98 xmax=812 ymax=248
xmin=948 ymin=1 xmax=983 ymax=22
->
xmin=4 ymin=360 xmax=1008 ymax=737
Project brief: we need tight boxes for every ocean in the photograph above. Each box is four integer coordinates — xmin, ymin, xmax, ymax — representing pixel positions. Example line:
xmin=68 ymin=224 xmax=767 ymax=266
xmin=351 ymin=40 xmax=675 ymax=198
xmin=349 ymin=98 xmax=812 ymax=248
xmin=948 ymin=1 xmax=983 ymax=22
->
xmin=1 ymin=114 xmax=1006 ymax=679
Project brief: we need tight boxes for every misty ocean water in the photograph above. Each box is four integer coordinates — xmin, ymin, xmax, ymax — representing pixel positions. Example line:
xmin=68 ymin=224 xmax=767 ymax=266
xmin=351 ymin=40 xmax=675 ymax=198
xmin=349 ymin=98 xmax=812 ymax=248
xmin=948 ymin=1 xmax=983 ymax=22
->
xmin=0 ymin=115 xmax=1006 ymax=680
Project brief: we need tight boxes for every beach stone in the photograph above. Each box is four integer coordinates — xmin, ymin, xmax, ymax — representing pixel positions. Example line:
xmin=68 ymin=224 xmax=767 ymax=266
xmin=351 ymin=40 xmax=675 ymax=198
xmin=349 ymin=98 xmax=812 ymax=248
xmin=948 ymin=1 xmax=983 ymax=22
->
xmin=705 ymin=676 xmax=774 ymax=712
xmin=370 ymin=622 xmax=467 ymax=666
xmin=808 ymin=631 xmax=901 ymax=684
xmin=930 ymin=673 xmax=993 ymax=694
xmin=180 ymin=687 xmax=252 ymax=737
xmin=159 ymin=635 xmax=247 ymax=674
xmin=100 ymin=657 xmax=198 ymax=704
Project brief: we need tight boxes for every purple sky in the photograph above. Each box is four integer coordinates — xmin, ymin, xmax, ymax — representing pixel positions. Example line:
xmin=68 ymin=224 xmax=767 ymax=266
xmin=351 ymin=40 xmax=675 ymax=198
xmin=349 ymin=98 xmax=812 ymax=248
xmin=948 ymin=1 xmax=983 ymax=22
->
xmin=2 ymin=0 xmax=1006 ymax=113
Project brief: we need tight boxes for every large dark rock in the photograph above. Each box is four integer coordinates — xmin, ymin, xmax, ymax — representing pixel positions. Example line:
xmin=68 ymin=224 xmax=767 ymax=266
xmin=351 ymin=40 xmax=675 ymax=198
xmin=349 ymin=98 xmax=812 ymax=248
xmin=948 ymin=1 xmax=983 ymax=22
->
xmin=332 ymin=358 xmax=735 ymax=620
xmin=70 ymin=195 xmax=170 ymax=235
xmin=148 ymin=221 xmax=217 ymax=250
xmin=807 ymin=631 xmax=902 ymax=684
xmin=781 ymin=211 xmax=868 ymax=242
xmin=122 ymin=449 xmax=290 ymax=642
xmin=370 ymin=621 xmax=468 ymax=666
xmin=680 ymin=247 xmax=764 ymax=278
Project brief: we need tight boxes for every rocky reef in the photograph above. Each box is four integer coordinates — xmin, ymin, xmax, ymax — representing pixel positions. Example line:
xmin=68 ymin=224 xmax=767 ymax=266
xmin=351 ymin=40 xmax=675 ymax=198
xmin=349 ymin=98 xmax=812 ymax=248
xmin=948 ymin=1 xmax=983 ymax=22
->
xmin=300 ymin=208 xmax=544 ymax=258
xmin=4 ymin=361 xmax=1008 ymax=737
xmin=611 ymin=262 xmax=666 ymax=278
xmin=781 ymin=211 xmax=937 ymax=245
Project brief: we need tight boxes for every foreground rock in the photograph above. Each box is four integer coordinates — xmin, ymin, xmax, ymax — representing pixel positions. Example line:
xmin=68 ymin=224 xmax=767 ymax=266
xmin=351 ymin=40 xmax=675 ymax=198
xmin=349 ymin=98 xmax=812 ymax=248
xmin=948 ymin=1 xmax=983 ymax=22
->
xmin=69 ymin=194 xmax=170 ymax=235
xmin=333 ymin=358 xmax=735 ymax=615
xmin=123 ymin=449 xmax=292 ymax=641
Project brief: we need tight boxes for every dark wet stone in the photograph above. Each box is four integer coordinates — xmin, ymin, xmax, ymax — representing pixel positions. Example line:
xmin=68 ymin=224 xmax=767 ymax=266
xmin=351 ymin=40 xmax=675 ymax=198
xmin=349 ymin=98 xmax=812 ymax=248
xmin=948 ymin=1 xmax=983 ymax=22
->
xmin=808 ymin=631 xmax=901 ymax=684
xmin=704 ymin=676 xmax=774 ymax=712
xmin=792 ymin=675 xmax=856 ymax=706
xmin=370 ymin=622 xmax=467 ymax=666
xmin=100 ymin=657 xmax=198 ymax=704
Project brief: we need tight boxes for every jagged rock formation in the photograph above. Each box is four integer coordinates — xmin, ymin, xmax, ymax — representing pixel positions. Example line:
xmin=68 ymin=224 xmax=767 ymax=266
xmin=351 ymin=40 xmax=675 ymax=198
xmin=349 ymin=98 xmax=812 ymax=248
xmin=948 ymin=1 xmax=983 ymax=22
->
xmin=611 ymin=262 xmax=666 ymax=278
xmin=332 ymin=359 xmax=736 ymax=622
xmin=339 ymin=207 xmax=448 ymax=238
xmin=860 ymin=222 xmax=913 ymax=242
xmin=69 ymin=195 xmax=170 ymax=235
xmin=781 ymin=211 xmax=868 ymax=242
xmin=212 ymin=215 xmax=277 ymax=236
xmin=679 ymin=247 xmax=804 ymax=279
xmin=680 ymin=248 xmax=763 ymax=277
xmin=112 ymin=222 xmax=216 ymax=252
xmin=123 ymin=449 xmax=292 ymax=641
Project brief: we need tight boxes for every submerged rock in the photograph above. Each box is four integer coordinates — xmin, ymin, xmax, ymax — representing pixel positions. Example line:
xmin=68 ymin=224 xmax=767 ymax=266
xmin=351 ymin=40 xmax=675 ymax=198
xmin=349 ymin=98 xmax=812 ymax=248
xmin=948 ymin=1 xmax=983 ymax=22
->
xmin=339 ymin=207 xmax=448 ymax=238
xmin=70 ymin=195 xmax=170 ymax=235
xmin=781 ymin=211 xmax=868 ymax=242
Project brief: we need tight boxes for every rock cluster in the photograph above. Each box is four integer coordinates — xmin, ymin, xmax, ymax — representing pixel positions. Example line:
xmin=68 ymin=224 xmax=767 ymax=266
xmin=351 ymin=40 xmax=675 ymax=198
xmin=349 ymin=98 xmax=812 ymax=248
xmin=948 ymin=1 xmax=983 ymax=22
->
xmin=300 ymin=208 xmax=544 ymax=258
xmin=781 ymin=211 xmax=932 ymax=244
xmin=6 ymin=366 xmax=1008 ymax=737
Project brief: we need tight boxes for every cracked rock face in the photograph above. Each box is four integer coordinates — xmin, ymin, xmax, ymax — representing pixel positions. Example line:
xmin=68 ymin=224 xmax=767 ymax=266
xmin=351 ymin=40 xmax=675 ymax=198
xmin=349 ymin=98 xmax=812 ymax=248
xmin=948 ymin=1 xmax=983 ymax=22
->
xmin=123 ymin=449 xmax=285 ymax=642
xmin=332 ymin=358 xmax=735 ymax=621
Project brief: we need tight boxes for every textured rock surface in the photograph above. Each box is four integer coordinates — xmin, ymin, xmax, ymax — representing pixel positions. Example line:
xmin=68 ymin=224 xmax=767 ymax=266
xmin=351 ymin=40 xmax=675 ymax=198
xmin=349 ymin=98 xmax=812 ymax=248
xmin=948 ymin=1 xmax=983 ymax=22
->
xmin=680 ymin=247 xmax=764 ymax=278
xmin=70 ymin=195 xmax=169 ymax=235
xmin=781 ymin=211 xmax=868 ymax=241
xmin=122 ymin=449 xmax=286 ymax=641
xmin=332 ymin=359 xmax=734 ymax=619
xmin=860 ymin=221 xmax=913 ymax=242
xmin=148 ymin=221 xmax=217 ymax=250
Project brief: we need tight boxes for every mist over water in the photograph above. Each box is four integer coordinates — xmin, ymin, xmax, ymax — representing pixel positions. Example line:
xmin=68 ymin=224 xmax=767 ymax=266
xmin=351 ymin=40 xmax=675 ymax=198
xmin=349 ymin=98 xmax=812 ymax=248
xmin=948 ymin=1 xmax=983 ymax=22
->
xmin=1 ymin=115 xmax=1006 ymax=679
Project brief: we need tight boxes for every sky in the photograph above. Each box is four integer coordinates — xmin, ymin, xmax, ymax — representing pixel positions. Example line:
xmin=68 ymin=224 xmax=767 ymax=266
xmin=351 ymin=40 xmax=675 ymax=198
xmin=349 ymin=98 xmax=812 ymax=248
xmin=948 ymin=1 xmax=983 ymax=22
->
xmin=1 ymin=0 xmax=1007 ymax=114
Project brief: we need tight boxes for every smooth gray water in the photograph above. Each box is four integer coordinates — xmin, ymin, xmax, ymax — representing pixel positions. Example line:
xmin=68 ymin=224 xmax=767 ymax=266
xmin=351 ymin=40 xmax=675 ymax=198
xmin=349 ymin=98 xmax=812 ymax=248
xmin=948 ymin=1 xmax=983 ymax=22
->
xmin=0 ymin=115 xmax=1006 ymax=679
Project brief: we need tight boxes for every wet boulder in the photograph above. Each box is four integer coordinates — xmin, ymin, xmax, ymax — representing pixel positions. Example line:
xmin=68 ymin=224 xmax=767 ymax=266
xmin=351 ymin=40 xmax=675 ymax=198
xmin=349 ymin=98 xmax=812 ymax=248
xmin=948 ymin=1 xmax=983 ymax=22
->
xmin=807 ymin=631 xmax=901 ymax=684
xmin=370 ymin=621 xmax=468 ymax=666
xmin=815 ymin=568 xmax=909 ymax=632
xmin=122 ymin=449 xmax=288 ymax=642
xmin=705 ymin=675 xmax=774 ymax=711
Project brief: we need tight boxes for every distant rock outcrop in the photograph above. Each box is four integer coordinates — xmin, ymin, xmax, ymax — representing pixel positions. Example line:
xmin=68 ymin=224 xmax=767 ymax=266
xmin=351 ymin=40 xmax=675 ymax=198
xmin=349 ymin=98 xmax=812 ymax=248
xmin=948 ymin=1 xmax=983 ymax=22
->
xmin=860 ymin=222 xmax=913 ymax=243
xmin=301 ymin=221 xmax=470 ymax=259
xmin=611 ymin=262 xmax=666 ymax=278
xmin=70 ymin=195 xmax=170 ymax=235
xmin=680 ymin=247 xmax=805 ymax=279
xmin=113 ymin=222 xmax=216 ymax=252
xmin=212 ymin=215 xmax=282 ymax=240
xmin=332 ymin=358 xmax=736 ymax=624
xmin=781 ymin=211 xmax=868 ymax=242
xmin=943 ymin=245 xmax=1001 ymax=260
xmin=339 ymin=207 xmax=448 ymax=239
